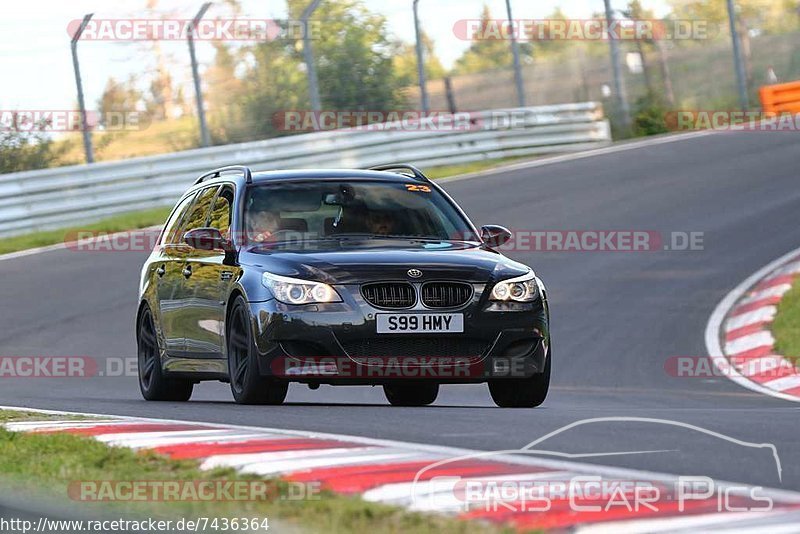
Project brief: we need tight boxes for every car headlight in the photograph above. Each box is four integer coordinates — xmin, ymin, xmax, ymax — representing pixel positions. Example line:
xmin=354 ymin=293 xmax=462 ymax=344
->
xmin=490 ymin=271 xmax=540 ymax=302
xmin=262 ymin=272 xmax=342 ymax=305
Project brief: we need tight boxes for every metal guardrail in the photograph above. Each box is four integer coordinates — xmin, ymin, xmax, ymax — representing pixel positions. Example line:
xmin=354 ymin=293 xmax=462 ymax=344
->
xmin=0 ymin=103 xmax=610 ymax=237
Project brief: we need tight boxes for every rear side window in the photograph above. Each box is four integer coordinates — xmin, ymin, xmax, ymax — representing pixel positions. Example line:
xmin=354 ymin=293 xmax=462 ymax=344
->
xmin=207 ymin=186 xmax=234 ymax=239
xmin=160 ymin=192 xmax=197 ymax=245
xmin=180 ymin=186 xmax=219 ymax=236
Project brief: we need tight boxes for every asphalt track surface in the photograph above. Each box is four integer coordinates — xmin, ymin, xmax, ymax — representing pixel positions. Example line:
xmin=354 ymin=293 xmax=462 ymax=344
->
xmin=2 ymin=131 xmax=800 ymax=493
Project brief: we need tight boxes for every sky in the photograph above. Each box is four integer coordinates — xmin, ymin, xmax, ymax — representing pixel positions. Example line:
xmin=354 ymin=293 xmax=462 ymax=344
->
xmin=0 ymin=0 xmax=670 ymax=111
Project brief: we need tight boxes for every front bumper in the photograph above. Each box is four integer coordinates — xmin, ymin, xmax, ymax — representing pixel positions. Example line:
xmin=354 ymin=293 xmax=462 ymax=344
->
xmin=248 ymin=283 xmax=549 ymax=384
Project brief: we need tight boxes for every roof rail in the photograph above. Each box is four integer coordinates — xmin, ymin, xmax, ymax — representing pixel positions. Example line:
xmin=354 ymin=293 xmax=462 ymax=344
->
xmin=194 ymin=165 xmax=253 ymax=185
xmin=368 ymin=163 xmax=429 ymax=182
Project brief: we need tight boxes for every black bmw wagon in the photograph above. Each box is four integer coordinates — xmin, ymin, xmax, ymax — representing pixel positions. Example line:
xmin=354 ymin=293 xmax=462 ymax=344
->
xmin=137 ymin=164 xmax=550 ymax=408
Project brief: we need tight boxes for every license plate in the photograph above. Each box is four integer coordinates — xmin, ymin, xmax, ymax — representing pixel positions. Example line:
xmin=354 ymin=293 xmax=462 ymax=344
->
xmin=376 ymin=313 xmax=464 ymax=334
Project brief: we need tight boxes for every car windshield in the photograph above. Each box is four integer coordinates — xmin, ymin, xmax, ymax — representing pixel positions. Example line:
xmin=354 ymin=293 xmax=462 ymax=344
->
xmin=243 ymin=180 xmax=478 ymax=245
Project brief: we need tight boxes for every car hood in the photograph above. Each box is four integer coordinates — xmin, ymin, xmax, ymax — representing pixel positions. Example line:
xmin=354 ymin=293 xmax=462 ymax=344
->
xmin=240 ymin=240 xmax=530 ymax=284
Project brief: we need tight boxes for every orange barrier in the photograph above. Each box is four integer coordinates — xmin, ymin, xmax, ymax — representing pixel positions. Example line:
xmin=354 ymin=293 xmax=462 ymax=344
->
xmin=760 ymin=81 xmax=800 ymax=114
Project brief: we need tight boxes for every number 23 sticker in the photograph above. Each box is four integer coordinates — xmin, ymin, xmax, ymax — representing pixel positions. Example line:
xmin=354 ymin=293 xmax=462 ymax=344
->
xmin=405 ymin=184 xmax=431 ymax=193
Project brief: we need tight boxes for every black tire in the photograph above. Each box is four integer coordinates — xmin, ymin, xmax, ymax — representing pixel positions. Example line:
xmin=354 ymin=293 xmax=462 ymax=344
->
xmin=488 ymin=353 xmax=551 ymax=408
xmin=137 ymin=306 xmax=193 ymax=402
xmin=227 ymin=296 xmax=288 ymax=405
xmin=383 ymin=381 xmax=439 ymax=406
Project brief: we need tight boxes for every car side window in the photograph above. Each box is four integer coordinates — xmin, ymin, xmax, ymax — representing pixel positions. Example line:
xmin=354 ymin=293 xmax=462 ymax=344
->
xmin=160 ymin=192 xmax=197 ymax=246
xmin=207 ymin=185 xmax=234 ymax=240
xmin=179 ymin=186 xmax=219 ymax=239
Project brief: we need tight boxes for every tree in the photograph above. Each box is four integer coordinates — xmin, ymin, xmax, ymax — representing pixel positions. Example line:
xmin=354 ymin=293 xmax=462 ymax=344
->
xmin=233 ymin=37 xmax=308 ymax=141
xmin=287 ymin=0 xmax=406 ymax=110
xmin=667 ymin=0 xmax=796 ymax=33
xmin=452 ymin=4 xmax=533 ymax=76
xmin=206 ymin=42 xmax=247 ymax=142
xmin=394 ymin=31 xmax=446 ymax=85
xmin=0 ymin=115 xmax=74 ymax=173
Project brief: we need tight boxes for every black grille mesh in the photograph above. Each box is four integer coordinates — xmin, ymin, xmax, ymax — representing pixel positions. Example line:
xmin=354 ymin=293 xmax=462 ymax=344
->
xmin=362 ymin=283 xmax=416 ymax=309
xmin=341 ymin=337 xmax=489 ymax=359
xmin=421 ymin=282 xmax=473 ymax=308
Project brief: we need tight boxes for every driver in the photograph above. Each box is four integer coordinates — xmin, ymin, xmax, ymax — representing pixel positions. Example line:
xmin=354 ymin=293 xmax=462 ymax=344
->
xmin=247 ymin=210 xmax=279 ymax=243
xmin=366 ymin=211 xmax=395 ymax=235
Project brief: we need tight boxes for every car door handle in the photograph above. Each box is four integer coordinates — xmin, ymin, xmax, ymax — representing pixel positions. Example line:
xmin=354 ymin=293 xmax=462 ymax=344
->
xmin=182 ymin=266 xmax=193 ymax=278
xmin=156 ymin=265 xmax=166 ymax=277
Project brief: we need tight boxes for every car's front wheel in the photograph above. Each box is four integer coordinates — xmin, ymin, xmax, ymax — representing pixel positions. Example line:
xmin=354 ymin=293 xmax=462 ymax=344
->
xmin=137 ymin=306 xmax=193 ymax=402
xmin=383 ymin=381 xmax=439 ymax=406
xmin=227 ymin=296 xmax=288 ymax=405
xmin=488 ymin=352 xmax=551 ymax=408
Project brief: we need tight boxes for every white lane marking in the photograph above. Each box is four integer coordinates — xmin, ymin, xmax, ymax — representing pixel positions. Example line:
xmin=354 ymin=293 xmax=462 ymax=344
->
xmin=706 ymin=244 xmax=800 ymax=403
xmin=724 ymin=331 xmax=774 ymax=355
xmin=765 ymin=260 xmax=800 ymax=279
xmin=725 ymin=307 xmax=776 ymax=332
xmin=762 ymin=375 xmax=800 ymax=392
xmin=5 ymin=407 xmax=800 ymax=504
xmin=0 ymin=225 xmax=162 ymax=263
xmin=229 ymin=452 xmax=426 ymax=477
xmin=739 ymin=284 xmax=792 ymax=305
xmin=439 ymin=130 xmax=715 ymax=184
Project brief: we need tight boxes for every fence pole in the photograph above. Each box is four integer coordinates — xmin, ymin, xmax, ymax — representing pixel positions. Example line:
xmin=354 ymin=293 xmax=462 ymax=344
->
xmin=71 ymin=13 xmax=95 ymax=164
xmin=603 ymin=0 xmax=631 ymax=134
xmin=188 ymin=2 xmax=212 ymax=147
xmin=413 ymin=0 xmax=430 ymax=114
xmin=505 ymin=0 xmax=526 ymax=107
xmin=726 ymin=0 xmax=750 ymax=110
xmin=302 ymin=0 xmax=323 ymax=112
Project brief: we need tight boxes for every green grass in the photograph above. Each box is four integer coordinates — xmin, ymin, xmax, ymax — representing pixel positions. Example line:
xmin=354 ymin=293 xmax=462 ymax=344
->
xmin=0 ymin=409 xmax=515 ymax=534
xmin=425 ymin=156 xmax=535 ymax=180
xmin=771 ymin=278 xmax=800 ymax=363
xmin=0 ymin=207 xmax=172 ymax=255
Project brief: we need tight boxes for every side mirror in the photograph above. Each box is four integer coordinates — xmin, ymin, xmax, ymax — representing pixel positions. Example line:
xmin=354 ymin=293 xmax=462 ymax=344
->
xmin=481 ymin=225 xmax=512 ymax=248
xmin=183 ymin=227 xmax=232 ymax=252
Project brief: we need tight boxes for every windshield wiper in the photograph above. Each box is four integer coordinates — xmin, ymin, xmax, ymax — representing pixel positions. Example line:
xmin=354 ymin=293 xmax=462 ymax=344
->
xmin=327 ymin=233 xmax=447 ymax=241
